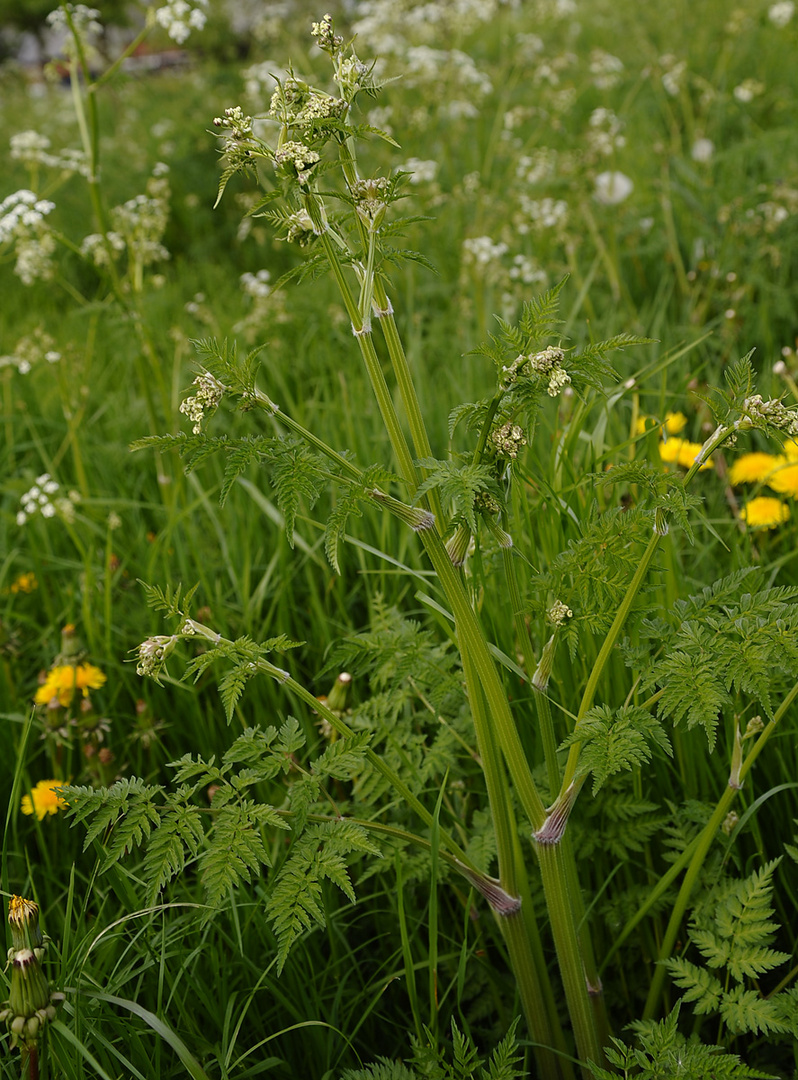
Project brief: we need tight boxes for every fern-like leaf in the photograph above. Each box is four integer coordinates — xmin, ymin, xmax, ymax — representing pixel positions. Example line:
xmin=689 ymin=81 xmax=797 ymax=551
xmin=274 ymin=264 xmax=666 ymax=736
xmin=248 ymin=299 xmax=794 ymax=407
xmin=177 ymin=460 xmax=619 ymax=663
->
xmin=560 ymin=704 xmax=672 ymax=794
xmin=200 ymin=801 xmax=287 ymax=911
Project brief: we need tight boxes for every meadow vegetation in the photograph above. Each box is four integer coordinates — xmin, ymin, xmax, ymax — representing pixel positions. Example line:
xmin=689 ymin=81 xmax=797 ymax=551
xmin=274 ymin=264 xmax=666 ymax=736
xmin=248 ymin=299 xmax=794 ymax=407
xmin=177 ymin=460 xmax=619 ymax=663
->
xmin=2 ymin=1 xmax=798 ymax=1077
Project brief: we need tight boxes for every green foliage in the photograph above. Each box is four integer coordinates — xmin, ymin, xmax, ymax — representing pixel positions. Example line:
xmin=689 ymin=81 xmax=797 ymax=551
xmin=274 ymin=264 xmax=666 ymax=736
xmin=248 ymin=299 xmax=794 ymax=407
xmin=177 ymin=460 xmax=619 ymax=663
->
xmin=560 ymin=704 xmax=672 ymax=794
xmin=645 ymin=577 xmax=798 ymax=748
xmin=340 ymin=1019 xmax=523 ymax=1080
xmin=269 ymin=820 xmax=381 ymax=973
xmin=587 ymin=1003 xmax=773 ymax=1079
xmin=664 ymin=859 xmax=798 ymax=1038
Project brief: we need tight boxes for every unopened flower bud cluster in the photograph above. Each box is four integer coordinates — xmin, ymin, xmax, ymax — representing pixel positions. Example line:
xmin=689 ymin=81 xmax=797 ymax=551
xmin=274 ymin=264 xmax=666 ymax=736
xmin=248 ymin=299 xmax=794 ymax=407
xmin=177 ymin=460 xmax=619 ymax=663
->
xmin=490 ymin=421 xmax=527 ymax=459
xmin=154 ymin=0 xmax=208 ymax=44
xmin=742 ymin=394 xmax=798 ymax=436
xmin=311 ymin=13 xmax=344 ymax=55
xmin=352 ymin=177 xmax=389 ymax=227
xmin=179 ymin=371 xmax=226 ymax=434
xmin=547 ymin=600 xmax=573 ymax=627
xmin=284 ymin=209 xmax=318 ymax=245
xmin=273 ymin=141 xmax=321 ymax=185
xmin=501 ymin=346 xmax=571 ymax=397
xmin=213 ymin=106 xmax=253 ymax=143
xmin=1 ymin=896 xmax=65 ymax=1051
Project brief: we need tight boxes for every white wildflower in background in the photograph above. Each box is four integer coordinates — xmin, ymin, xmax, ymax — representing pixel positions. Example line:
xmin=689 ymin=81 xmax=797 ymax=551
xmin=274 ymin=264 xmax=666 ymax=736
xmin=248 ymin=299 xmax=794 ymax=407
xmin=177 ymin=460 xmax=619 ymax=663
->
xmin=517 ymin=196 xmax=568 ymax=234
xmin=594 ymin=171 xmax=634 ymax=205
xmin=0 ymin=329 xmax=61 ymax=375
xmin=660 ymin=55 xmax=686 ymax=97
xmin=516 ymin=148 xmax=557 ymax=186
xmin=45 ymin=3 xmax=102 ymax=54
xmin=16 ymin=474 xmax=61 ymax=526
xmin=395 ymin=158 xmax=439 ymax=184
xmin=462 ymin=236 xmax=508 ymax=266
xmin=10 ymin=131 xmax=89 ymax=177
xmin=769 ymin=1 xmax=795 ymax=26
xmin=154 ymin=0 xmax=208 ymax=44
xmin=589 ymin=49 xmax=624 ymax=90
xmin=240 ymin=270 xmax=272 ymax=298
xmin=691 ymin=137 xmax=714 ymax=163
xmin=0 ymin=190 xmax=57 ymax=284
xmin=509 ymin=254 xmax=547 ymax=286
xmin=587 ymin=108 xmax=626 ymax=157
xmin=733 ymin=79 xmax=765 ymax=103
xmin=81 ymin=231 xmax=125 ymax=267
xmin=0 ymin=190 xmax=56 ymax=244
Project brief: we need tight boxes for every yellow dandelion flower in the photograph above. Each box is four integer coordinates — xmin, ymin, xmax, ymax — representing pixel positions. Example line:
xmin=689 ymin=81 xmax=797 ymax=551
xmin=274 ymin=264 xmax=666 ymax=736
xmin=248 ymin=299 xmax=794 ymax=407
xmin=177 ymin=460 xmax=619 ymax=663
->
xmin=658 ymin=437 xmax=684 ymax=463
xmin=783 ymin=438 xmax=798 ymax=461
xmin=21 ymin=780 xmax=67 ymax=820
xmin=728 ymin=452 xmax=779 ymax=486
xmin=677 ymin=440 xmax=713 ymax=470
xmin=740 ymin=497 xmax=790 ymax=529
xmin=34 ymin=662 xmax=106 ymax=707
xmin=636 ymin=411 xmax=688 ymax=437
xmin=766 ymin=457 xmax=798 ymax=498
xmin=664 ymin=411 xmax=688 ymax=434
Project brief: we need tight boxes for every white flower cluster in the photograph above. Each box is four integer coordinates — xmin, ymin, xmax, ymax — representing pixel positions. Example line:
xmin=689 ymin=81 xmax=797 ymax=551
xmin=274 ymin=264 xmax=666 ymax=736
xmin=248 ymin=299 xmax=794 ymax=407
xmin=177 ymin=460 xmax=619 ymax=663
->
xmin=395 ymin=158 xmax=439 ymax=184
xmin=179 ymin=371 xmax=226 ymax=434
xmin=10 ymin=131 xmax=89 ymax=177
xmin=81 ymin=231 xmax=125 ymax=267
xmin=509 ymin=254 xmax=547 ymax=286
xmin=660 ymin=55 xmax=686 ymax=98
xmin=136 ymin=634 xmax=178 ymax=680
xmin=589 ymin=49 xmax=624 ymax=90
xmin=0 ymin=190 xmax=57 ymax=284
xmin=587 ymin=108 xmax=626 ymax=157
xmin=462 ymin=235 xmax=508 ymax=266
xmin=0 ymin=190 xmax=55 ymax=244
xmin=240 ymin=270 xmax=272 ymax=299
xmin=352 ymin=0 xmax=499 ymax=52
xmin=0 ymin=329 xmax=60 ymax=375
xmin=733 ymin=79 xmax=765 ymax=104
xmin=108 ymin=179 xmax=170 ymax=267
xmin=517 ymin=195 xmax=568 ymax=233
xmin=16 ymin=475 xmax=61 ymax=526
xmin=515 ymin=148 xmax=557 ymax=186
xmin=46 ymin=4 xmax=101 ymax=41
xmin=769 ymin=1 xmax=795 ymax=27
xmin=402 ymin=46 xmax=492 ymax=99
xmin=154 ymin=0 xmax=208 ymax=44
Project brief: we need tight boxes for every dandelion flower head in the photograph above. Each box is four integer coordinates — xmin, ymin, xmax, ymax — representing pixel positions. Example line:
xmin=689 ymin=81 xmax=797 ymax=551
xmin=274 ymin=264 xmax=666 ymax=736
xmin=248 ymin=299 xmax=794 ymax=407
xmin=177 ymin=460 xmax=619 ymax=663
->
xmin=21 ymin=780 xmax=67 ymax=820
xmin=637 ymin=411 xmax=687 ymax=436
xmin=728 ymin=452 xmax=779 ymax=486
xmin=740 ymin=496 xmax=790 ymax=529
xmin=766 ymin=457 xmax=798 ymax=499
xmin=34 ymin=662 xmax=106 ymax=707
xmin=658 ymin=438 xmax=713 ymax=470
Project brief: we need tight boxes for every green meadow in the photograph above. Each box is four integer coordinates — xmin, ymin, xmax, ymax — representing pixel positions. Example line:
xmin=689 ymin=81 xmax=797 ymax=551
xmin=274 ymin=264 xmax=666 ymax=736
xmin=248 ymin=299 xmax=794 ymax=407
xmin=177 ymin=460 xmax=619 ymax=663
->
xmin=2 ymin=1 xmax=798 ymax=1077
